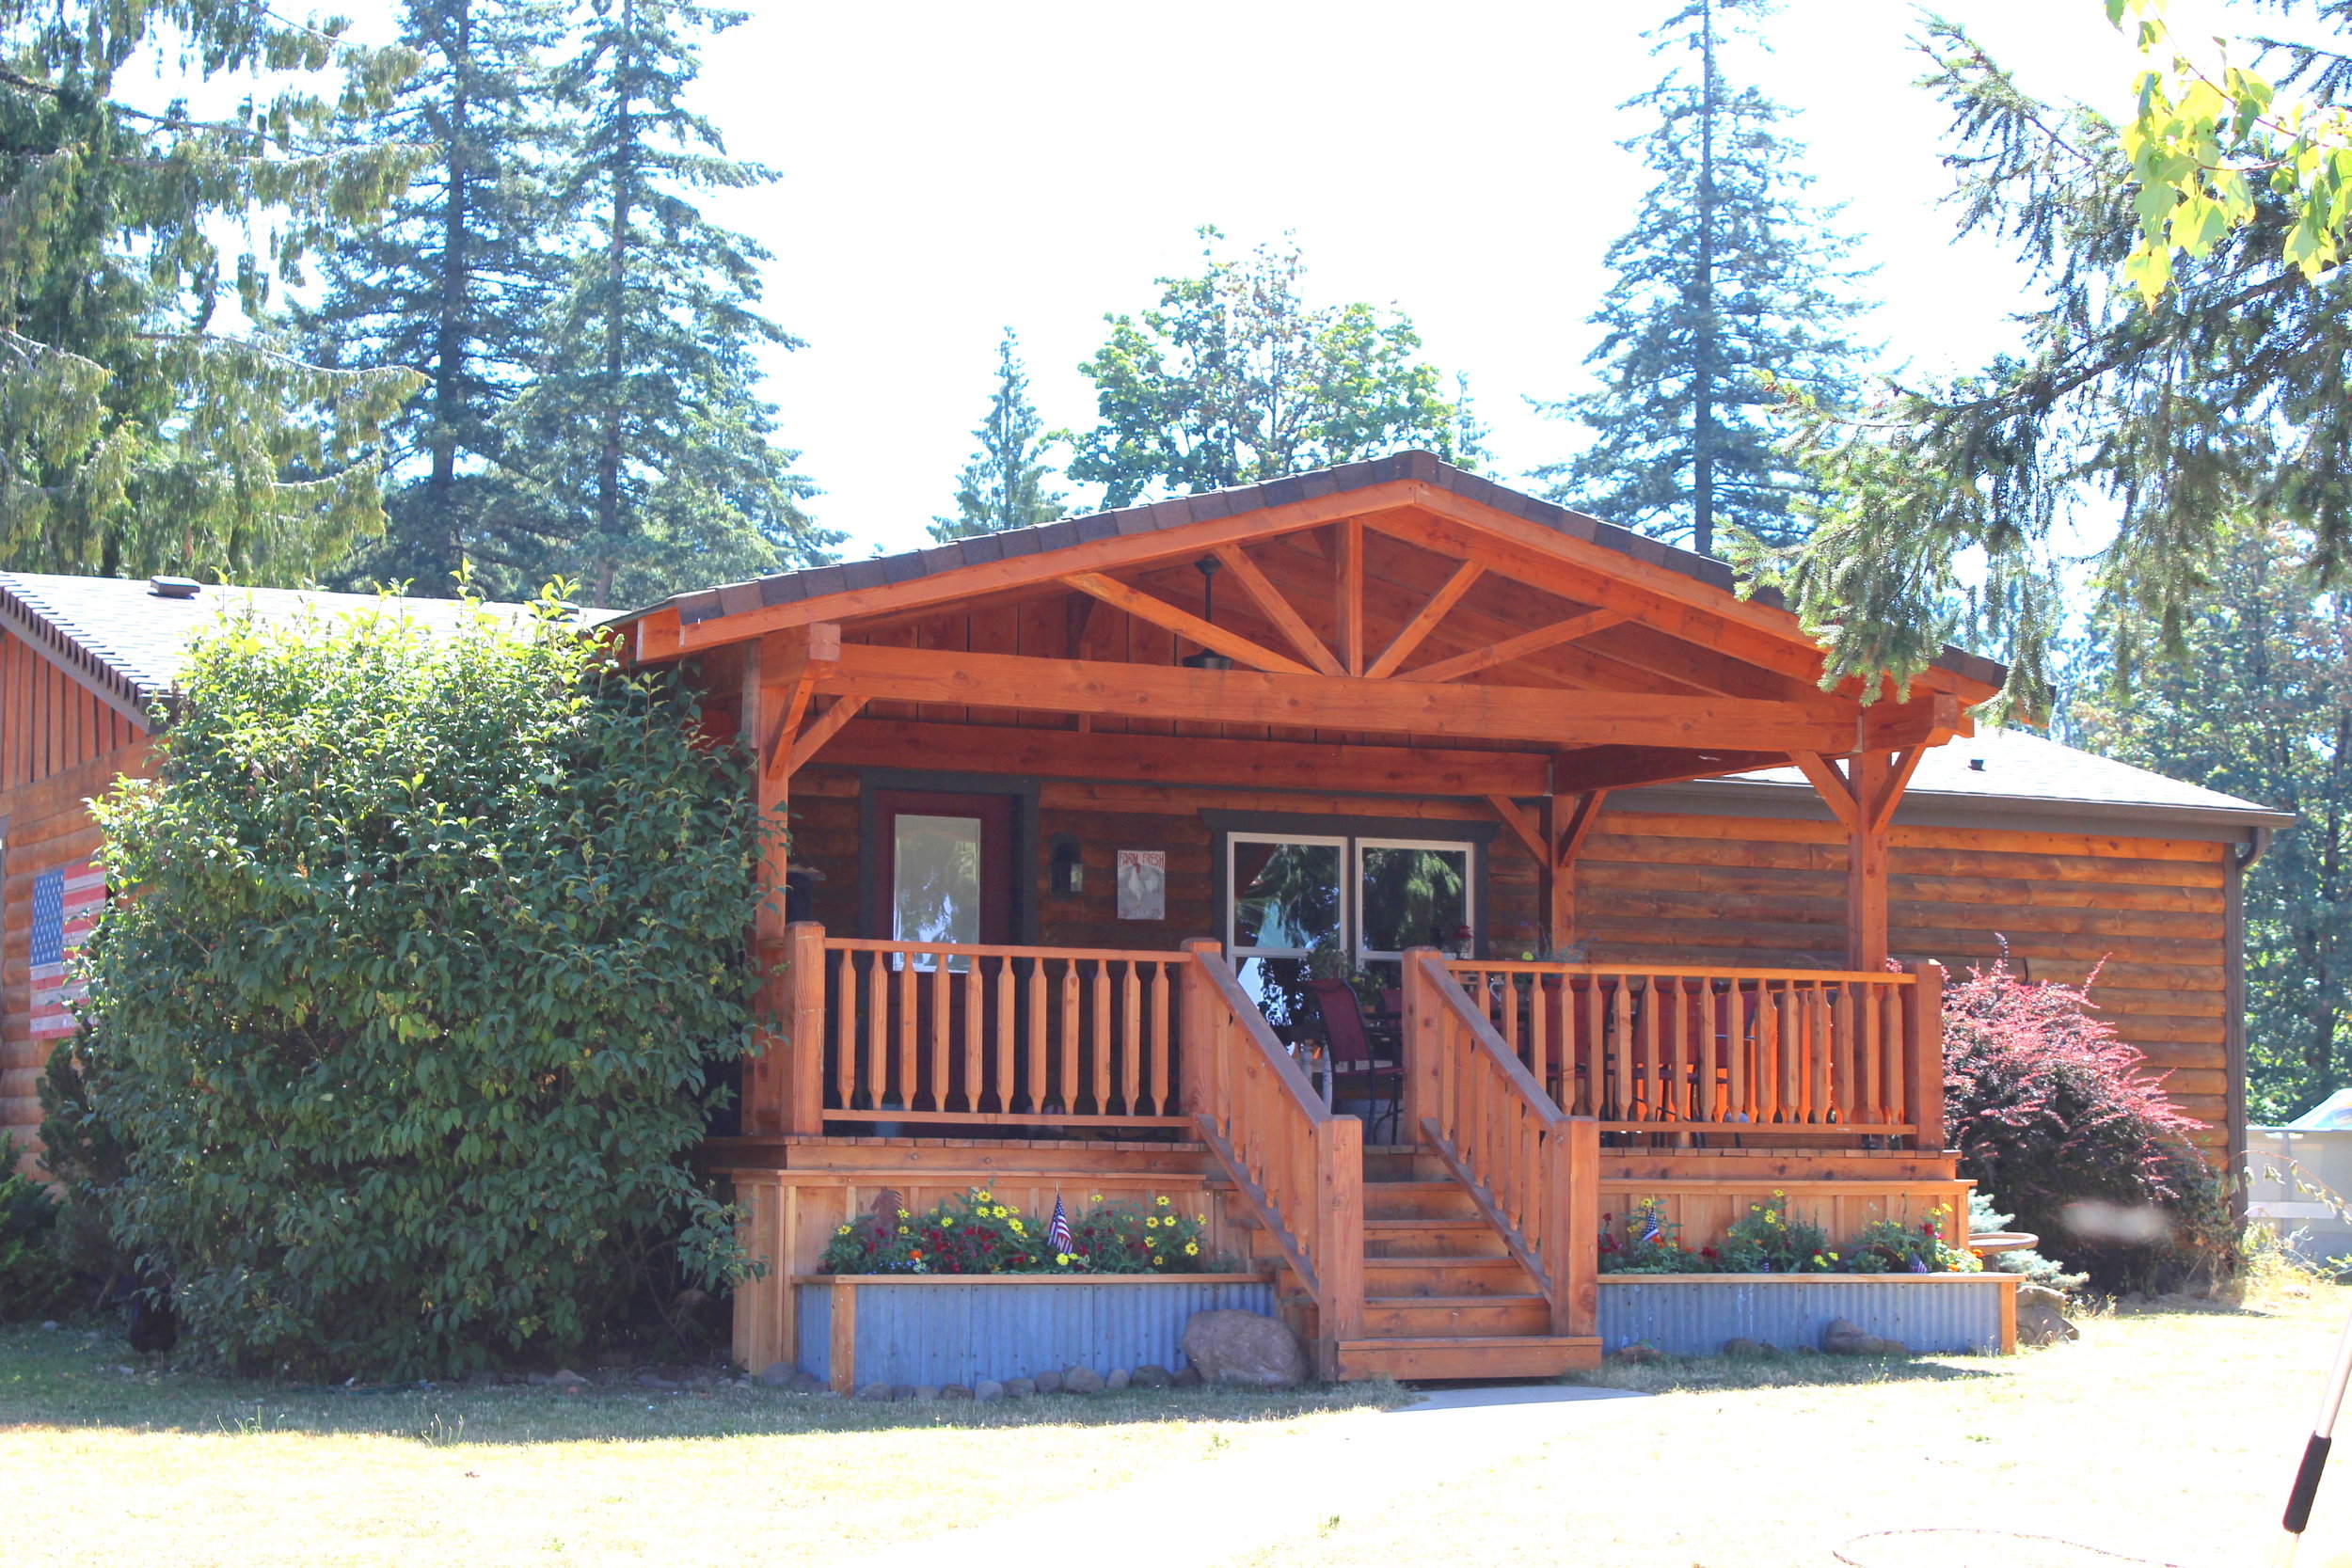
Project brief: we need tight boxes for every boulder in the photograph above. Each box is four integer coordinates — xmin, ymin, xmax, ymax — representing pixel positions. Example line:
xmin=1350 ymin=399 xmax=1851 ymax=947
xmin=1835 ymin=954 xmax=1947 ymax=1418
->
xmin=754 ymin=1363 xmax=796 ymax=1388
xmin=1104 ymin=1368 xmax=1131 ymax=1390
xmin=941 ymin=1385 xmax=974 ymax=1401
xmin=1064 ymin=1365 xmax=1104 ymax=1394
xmin=1720 ymin=1338 xmax=1768 ymax=1358
xmin=548 ymin=1369 xmax=590 ymax=1388
xmin=790 ymin=1370 xmax=825 ymax=1394
xmin=1132 ymin=1364 xmax=1173 ymax=1388
xmin=1181 ymin=1309 xmax=1308 ymax=1388
xmin=635 ymin=1373 xmax=677 ymax=1390
xmin=1612 ymin=1342 xmax=1663 ymax=1365
xmin=1033 ymin=1369 xmax=1064 ymax=1395
xmin=973 ymin=1380 xmax=1005 ymax=1402
xmin=2015 ymin=1284 xmax=2080 ymax=1348
xmin=1171 ymin=1366 xmax=1202 ymax=1388
xmin=890 ymin=1385 xmax=918 ymax=1401
xmin=1004 ymin=1377 xmax=1036 ymax=1399
xmin=912 ymin=1386 xmax=941 ymax=1402
xmin=1820 ymin=1318 xmax=1909 ymax=1356
xmin=856 ymin=1382 xmax=892 ymax=1402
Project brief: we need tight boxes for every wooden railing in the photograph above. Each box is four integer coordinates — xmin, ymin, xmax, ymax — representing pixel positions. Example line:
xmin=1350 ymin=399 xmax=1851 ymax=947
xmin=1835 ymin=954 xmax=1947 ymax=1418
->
xmin=1405 ymin=951 xmax=1596 ymax=1338
xmin=1440 ymin=958 xmax=1945 ymax=1148
xmin=779 ymin=930 xmax=1193 ymax=1130
xmin=1183 ymin=939 xmax=1363 ymax=1374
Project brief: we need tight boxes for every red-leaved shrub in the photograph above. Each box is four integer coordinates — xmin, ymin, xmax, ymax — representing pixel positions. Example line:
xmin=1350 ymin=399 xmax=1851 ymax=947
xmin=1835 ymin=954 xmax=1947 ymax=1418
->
xmin=1944 ymin=956 xmax=2237 ymax=1294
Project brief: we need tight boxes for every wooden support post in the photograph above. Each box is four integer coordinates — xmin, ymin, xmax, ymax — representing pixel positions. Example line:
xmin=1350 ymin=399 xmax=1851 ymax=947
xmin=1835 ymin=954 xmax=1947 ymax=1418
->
xmin=828 ymin=1277 xmax=858 ymax=1395
xmin=1847 ymin=749 xmax=1890 ymax=973
xmin=784 ymin=922 xmax=827 ymax=1134
xmin=1562 ymin=1116 xmax=1599 ymax=1338
xmin=1903 ymin=959 xmax=1947 ymax=1153
xmin=1314 ymin=1113 xmax=1365 ymax=1373
xmin=731 ymin=1176 xmax=790 ymax=1372
xmin=1179 ymin=939 xmax=1223 ymax=1124
xmin=1399 ymin=946 xmax=1446 ymax=1148
xmin=1336 ymin=518 xmax=1364 ymax=676
xmin=1544 ymin=788 xmax=1609 ymax=955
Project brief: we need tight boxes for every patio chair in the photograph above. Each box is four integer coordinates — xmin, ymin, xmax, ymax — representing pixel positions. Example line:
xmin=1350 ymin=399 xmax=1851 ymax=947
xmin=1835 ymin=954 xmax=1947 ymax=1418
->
xmin=1306 ymin=978 xmax=1404 ymax=1144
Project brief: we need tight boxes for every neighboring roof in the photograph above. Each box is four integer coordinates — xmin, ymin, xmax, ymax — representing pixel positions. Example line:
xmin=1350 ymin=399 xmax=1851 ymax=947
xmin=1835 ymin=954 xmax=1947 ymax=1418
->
xmin=622 ymin=450 xmax=2009 ymax=693
xmin=2282 ymin=1088 xmax=2352 ymax=1131
xmin=1623 ymin=725 xmax=2294 ymax=837
xmin=0 ymin=573 xmax=587 ymax=727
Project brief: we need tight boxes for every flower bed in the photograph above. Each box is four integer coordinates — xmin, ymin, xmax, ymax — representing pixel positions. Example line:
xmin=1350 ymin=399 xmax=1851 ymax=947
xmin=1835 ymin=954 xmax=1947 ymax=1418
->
xmin=818 ymin=1189 xmax=1216 ymax=1275
xmin=1599 ymin=1192 xmax=1980 ymax=1275
xmin=1597 ymin=1272 xmax=2018 ymax=1355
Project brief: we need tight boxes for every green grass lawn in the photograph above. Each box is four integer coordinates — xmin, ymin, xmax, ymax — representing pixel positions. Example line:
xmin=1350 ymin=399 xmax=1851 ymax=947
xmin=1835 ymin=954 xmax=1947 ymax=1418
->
xmin=5 ymin=1291 xmax=2351 ymax=1566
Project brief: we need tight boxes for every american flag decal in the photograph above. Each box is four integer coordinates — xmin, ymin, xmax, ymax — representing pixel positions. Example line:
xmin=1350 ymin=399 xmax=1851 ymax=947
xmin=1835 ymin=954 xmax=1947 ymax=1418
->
xmin=29 ymin=859 xmax=104 ymax=1039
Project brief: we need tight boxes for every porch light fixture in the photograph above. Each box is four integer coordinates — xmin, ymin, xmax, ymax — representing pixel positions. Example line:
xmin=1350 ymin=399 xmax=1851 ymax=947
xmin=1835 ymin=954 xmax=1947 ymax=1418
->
xmin=1179 ymin=557 xmax=1232 ymax=670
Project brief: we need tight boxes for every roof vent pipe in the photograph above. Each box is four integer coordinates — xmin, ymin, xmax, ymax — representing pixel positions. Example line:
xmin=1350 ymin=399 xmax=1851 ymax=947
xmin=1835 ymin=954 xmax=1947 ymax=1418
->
xmin=149 ymin=576 xmax=201 ymax=599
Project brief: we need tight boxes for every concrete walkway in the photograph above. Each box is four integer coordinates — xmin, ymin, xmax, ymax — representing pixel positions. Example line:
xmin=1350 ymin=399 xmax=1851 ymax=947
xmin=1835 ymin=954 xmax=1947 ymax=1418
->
xmin=850 ymin=1384 xmax=1653 ymax=1568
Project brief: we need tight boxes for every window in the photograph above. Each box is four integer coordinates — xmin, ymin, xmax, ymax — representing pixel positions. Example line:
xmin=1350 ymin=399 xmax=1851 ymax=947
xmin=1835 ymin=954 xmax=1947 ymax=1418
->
xmin=1225 ymin=831 xmax=1477 ymax=1023
xmin=892 ymin=813 xmax=983 ymax=947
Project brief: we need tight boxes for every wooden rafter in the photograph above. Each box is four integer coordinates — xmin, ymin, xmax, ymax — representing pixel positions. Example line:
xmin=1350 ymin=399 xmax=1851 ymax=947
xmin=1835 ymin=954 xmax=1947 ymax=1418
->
xmin=1336 ymin=518 xmax=1365 ymax=675
xmin=1869 ymin=745 xmax=1926 ymax=833
xmin=1398 ymin=610 xmax=1629 ymax=684
xmin=1212 ymin=544 xmax=1344 ymax=676
xmin=787 ymin=695 xmax=867 ymax=774
xmin=813 ymin=641 xmax=1866 ymax=752
xmin=1366 ymin=560 xmax=1484 ymax=679
xmin=1789 ymin=750 xmax=1864 ymax=833
xmin=1553 ymin=745 xmax=1793 ymax=792
xmin=1551 ymin=787 xmax=1610 ymax=868
xmin=1059 ymin=571 xmax=1314 ymax=675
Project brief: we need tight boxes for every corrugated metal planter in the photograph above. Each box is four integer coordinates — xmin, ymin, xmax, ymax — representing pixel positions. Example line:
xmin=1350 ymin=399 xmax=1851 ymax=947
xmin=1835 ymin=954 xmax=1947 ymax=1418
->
xmin=797 ymin=1275 xmax=1277 ymax=1391
xmin=1599 ymin=1274 xmax=2020 ymax=1356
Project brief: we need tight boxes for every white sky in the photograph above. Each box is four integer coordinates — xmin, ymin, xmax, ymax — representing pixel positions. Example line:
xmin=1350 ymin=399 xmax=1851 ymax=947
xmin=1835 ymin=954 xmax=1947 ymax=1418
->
xmin=676 ymin=0 xmax=2237 ymax=558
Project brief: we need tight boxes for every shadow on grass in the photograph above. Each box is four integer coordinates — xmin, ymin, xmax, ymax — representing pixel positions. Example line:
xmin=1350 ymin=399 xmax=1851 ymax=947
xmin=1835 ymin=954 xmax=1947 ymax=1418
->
xmin=1563 ymin=1349 xmax=2014 ymax=1397
xmin=0 ymin=1322 xmax=1408 ymax=1446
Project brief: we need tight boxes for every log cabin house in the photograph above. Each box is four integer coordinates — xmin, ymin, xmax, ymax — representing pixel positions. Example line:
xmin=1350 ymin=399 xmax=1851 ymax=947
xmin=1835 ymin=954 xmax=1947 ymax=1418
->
xmin=0 ymin=452 xmax=2288 ymax=1380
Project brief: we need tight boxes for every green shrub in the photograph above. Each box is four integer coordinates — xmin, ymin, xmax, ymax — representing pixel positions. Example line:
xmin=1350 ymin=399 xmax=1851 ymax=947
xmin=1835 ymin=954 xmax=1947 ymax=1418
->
xmin=70 ymin=591 xmax=769 ymax=1376
xmin=819 ymin=1189 xmax=1214 ymax=1275
xmin=1944 ymin=958 xmax=2237 ymax=1294
xmin=1842 ymin=1211 xmax=1979 ymax=1275
xmin=1718 ymin=1190 xmax=1836 ymax=1273
xmin=1968 ymin=1190 xmax=2088 ymax=1291
xmin=1597 ymin=1197 xmax=1712 ymax=1273
xmin=0 ymin=1138 xmax=77 ymax=1321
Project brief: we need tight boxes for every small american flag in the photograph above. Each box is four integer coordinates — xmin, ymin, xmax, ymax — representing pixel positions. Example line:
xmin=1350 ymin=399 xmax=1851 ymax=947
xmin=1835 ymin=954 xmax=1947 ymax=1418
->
xmin=1048 ymin=1194 xmax=1073 ymax=1255
xmin=1638 ymin=1212 xmax=1664 ymax=1245
xmin=30 ymin=859 xmax=105 ymax=1039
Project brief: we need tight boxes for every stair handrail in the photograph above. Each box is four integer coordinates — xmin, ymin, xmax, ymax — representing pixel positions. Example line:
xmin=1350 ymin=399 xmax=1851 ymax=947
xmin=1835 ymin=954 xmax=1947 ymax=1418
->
xmin=1404 ymin=948 xmax=1597 ymax=1339
xmin=1180 ymin=940 xmax=1363 ymax=1371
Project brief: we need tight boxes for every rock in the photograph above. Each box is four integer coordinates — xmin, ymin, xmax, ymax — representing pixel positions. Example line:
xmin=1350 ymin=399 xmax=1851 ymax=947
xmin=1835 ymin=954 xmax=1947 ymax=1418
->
xmin=1132 ymin=1364 xmax=1173 ymax=1388
xmin=911 ymin=1386 xmax=941 ymax=1402
xmin=973 ymin=1380 xmax=1005 ymax=1402
xmin=856 ymin=1382 xmax=892 ymax=1402
xmin=548 ymin=1369 xmax=590 ymax=1388
xmin=1104 ymin=1368 xmax=1132 ymax=1390
xmin=39 ymin=1321 xmax=56 ymax=1332
xmin=524 ymin=1372 xmax=552 ymax=1386
xmin=754 ymin=1363 xmax=796 ymax=1388
xmin=635 ymin=1373 xmax=677 ymax=1389
xmin=1063 ymin=1366 xmax=1104 ymax=1394
xmin=789 ymin=1370 xmax=824 ymax=1393
xmin=942 ymin=1384 xmax=974 ymax=1401
xmin=1003 ymin=1377 xmax=1035 ymax=1399
xmin=1721 ymin=1338 xmax=1767 ymax=1358
xmin=1171 ymin=1366 xmax=1202 ymax=1388
xmin=1612 ymin=1342 xmax=1663 ymax=1365
xmin=2015 ymin=1284 xmax=2080 ymax=1348
xmin=1181 ymin=1309 xmax=1308 ymax=1388
xmin=1033 ymin=1369 xmax=1064 ymax=1394
xmin=890 ymin=1385 xmax=918 ymax=1401
xmin=1820 ymin=1318 xmax=1909 ymax=1356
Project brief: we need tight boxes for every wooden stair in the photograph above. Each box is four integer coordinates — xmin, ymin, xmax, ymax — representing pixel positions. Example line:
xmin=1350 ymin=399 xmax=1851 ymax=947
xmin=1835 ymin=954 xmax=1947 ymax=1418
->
xmin=1258 ymin=1148 xmax=1601 ymax=1382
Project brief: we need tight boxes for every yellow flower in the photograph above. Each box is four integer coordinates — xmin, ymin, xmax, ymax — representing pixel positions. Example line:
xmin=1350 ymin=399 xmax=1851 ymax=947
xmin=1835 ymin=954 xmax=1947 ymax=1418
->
xmin=898 ymin=1209 xmax=910 ymax=1219
xmin=993 ymin=1206 xmax=1008 ymax=1219
xmin=1184 ymin=1242 xmax=1200 ymax=1256
xmin=1090 ymin=1193 xmax=1103 ymax=1202
xmin=1195 ymin=1214 xmax=1206 ymax=1224
xmin=1145 ymin=1236 xmax=1157 ymax=1247
xmin=976 ymin=1191 xmax=992 ymax=1202
xmin=836 ymin=1225 xmax=851 ymax=1235
xmin=1155 ymin=1196 xmax=1170 ymax=1207
xmin=1057 ymin=1253 xmax=1072 ymax=1265
xmin=898 ymin=1226 xmax=909 ymax=1234
xmin=1145 ymin=1216 xmax=1158 ymax=1228
xmin=941 ymin=1215 xmax=955 ymax=1227
xmin=1010 ymin=1220 xmax=1025 ymax=1235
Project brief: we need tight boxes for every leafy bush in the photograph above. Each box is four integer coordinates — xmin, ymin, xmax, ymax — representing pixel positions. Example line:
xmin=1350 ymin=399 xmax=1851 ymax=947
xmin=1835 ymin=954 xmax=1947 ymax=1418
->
xmin=1944 ymin=958 xmax=2237 ymax=1294
xmin=819 ymin=1189 xmax=1214 ymax=1275
xmin=66 ymin=592 xmax=769 ymax=1376
xmin=1843 ymin=1210 xmax=1979 ymax=1275
xmin=1968 ymin=1190 xmax=2088 ymax=1292
xmin=0 ymin=1138 xmax=78 ymax=1321
xmin=1719 ymin=1190 xmax=1837 ymax=1273
xmin=1597 ymin=1198 xmax=1712 ymax=1273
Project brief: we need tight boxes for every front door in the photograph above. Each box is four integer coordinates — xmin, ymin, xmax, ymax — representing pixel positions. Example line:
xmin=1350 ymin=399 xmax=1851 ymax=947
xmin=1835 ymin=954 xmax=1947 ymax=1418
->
xmin=872 ymin=789 xmax=1016 ymax=946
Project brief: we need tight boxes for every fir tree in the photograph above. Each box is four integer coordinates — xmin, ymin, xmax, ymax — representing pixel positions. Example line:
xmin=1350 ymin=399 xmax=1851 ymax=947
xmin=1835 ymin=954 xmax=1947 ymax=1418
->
xmin=1069 ymin=231 xmax=1481 ymax=508
xmin=0 ymin=0 xmax=423 ymax=582
xmin=504 ymin=0 xmax=836 ymax=607
xmin=296 ymin=0 xmax=572 ymax=598
xmin=1537 ymin=0 xmax=1868 ymax=559
xmin=930 ymin=331 xmax=1066 ymax=542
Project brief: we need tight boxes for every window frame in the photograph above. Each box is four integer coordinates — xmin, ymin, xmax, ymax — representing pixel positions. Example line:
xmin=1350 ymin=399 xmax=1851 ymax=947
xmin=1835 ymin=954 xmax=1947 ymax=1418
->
xmin=1352 ymin=835 xmax=1478 ymax=962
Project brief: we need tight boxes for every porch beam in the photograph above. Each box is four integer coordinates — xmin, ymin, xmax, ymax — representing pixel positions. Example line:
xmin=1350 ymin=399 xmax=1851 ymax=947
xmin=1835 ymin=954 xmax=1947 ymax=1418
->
xmin=1549 ymin=745 xmax=1794 ymax=792
xmin=804 ymin=717 xmax=1553 ymax=796
xmin=810 ymin=642 xmax=1868 ymax=752
xmin=1398 ymin=610 xmax=1629 ymax=684
xmin=1059 ymin=570 xmax=1315 ymax=675
xmin=787 ymin=695 xmax=867 ymax=776
xmin=758 ymin=623 xmax=838 ymax=780
xmin=1365 ymin=560 xmax=1484 ymax=679
xmin=1212 ymin=544 xmax=1345 ymax=676
xmin=1485 ymin=794 xmax=1550 ymax=864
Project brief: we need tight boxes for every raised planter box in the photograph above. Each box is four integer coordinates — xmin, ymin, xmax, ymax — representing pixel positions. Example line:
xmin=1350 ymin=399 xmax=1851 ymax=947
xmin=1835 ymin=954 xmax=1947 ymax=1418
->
xmin=1598 ymin=1273 xmax=2020 ymax=1356
xmin=796 ymin=1274 xmax=1278 ymax=1393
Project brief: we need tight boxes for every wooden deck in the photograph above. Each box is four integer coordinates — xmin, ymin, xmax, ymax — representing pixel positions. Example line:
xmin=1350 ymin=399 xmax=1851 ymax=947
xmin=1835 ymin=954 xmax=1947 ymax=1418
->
xmin=720 ymin=929 xmax=1963 ymax=1381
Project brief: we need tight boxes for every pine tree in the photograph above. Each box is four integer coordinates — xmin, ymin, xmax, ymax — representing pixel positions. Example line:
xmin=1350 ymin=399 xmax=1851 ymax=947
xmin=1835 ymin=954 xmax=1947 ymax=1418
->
xmin=930 ymin=331 xmax=1066 ymax=542
xmin=1 ymin=0 xmax=422 ymax=582
xmin=1069 ymin=231 xmax=1482 ymax=509
xmin=1538 ymin=0 xmax=1868 ymax=559
xmin=296 ymin=0 xmax=572 ymax=597
xmin=503 ymin=0 xmax=836 ymax=607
